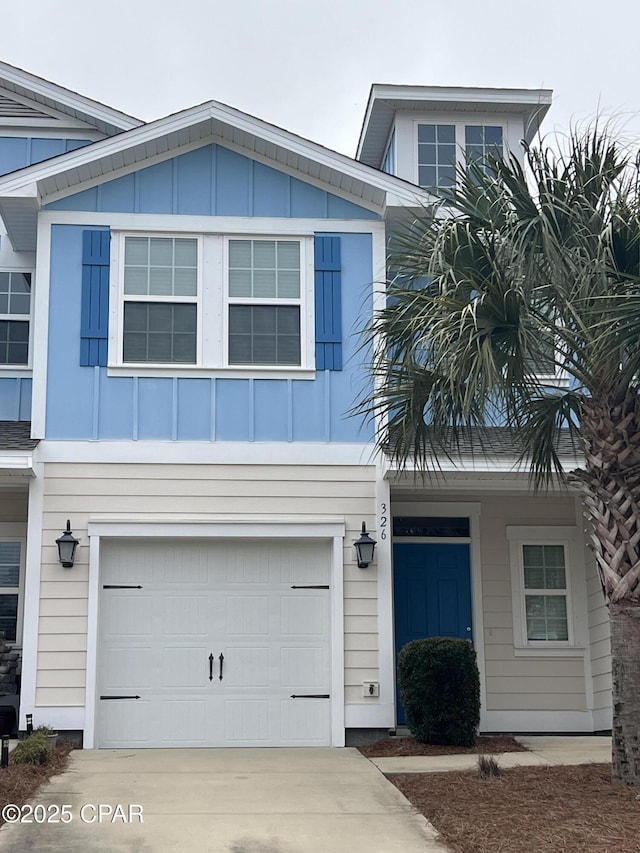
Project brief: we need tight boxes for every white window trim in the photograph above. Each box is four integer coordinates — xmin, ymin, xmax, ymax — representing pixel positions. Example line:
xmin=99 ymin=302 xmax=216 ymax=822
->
xmin=507 ymin=525 xmax=584 ymax=656
xmin=109 ymin=231 xmax=315 ymax=375
xmin=111 ymin=232 xmax=203 ymax=369
xmin=0 ymin=523 xmax=27 ymax=648
xmin=0 ymin=269 xmax=33 ymax=371
xmin=222 ymin=235 xmax=314 ymax=370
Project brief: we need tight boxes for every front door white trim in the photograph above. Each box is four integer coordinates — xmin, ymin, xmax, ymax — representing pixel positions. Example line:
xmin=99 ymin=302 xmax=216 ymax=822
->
xmin=84 ymin=517 xmax=345 ymax=748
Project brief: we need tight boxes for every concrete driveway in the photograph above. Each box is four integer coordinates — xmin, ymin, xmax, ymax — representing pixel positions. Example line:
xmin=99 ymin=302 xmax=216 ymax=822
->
xmin=0 ymin=747 xmax=448 ymax=852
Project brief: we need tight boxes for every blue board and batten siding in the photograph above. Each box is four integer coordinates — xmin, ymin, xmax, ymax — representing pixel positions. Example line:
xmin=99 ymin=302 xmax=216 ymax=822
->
xmin=44 ymin=144 xmax=381 ymax=220
xmin=45 ymin=140 xmax=377 ymax=441
xmin=0 ymin=137 xmax=92 ymax=176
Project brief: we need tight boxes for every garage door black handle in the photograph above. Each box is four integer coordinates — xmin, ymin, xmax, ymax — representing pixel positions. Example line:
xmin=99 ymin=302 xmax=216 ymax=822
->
xmin=208 ymin=653 xmax=214 ymax=682
xmin=219 ymin=652 xmax=224 ymax=681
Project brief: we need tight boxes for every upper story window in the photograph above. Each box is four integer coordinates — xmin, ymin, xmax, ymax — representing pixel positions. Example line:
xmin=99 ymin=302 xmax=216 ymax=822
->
xmin=0 ymin=272 xmax=30 ymax=365
xmin=227 ymin=240 xmax=301 ymax=366
xmin=416 ymin=123 xmax=504 ymax=194
xmin=113 ymin=232 xmax=314 ymax=373
xmin=417 ymin=124 xmax=456 ymax=194
xmin=122 ymin=237 xmax=198 ymax=364
xmin=465 ymin=126 xmax=503 ymax=176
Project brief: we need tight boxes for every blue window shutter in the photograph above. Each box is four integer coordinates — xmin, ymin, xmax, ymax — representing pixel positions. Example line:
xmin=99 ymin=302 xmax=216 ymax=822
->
xmin=314 ymin=236 xmax=342 ymax=370
xmin=80 ymin=229 xmax=110 ymax=366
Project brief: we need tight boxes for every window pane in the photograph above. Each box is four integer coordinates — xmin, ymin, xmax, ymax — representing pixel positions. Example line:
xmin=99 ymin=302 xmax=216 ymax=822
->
xmin=0 ymin=320 xmax=29 ymax=365
xmin=123 ymin=267 xmax=148 ymax=295
xmin=174 ymin=268 xmax=197 ymax=297
xmin=174 ymin=239 xmax=197 ymax=267
xmin=229 ymin=240 xmax=252 ymax=268
xmin=277 ymin=270 xmax=300 ymax=298
xmin=0 ymin=541 xmax=19 ymax=587
xmin=123 ymin=303 xmax=196 ymax=363
xmin=229 ymin=239 xmax=300 ymax=300
xmin=253 ymin=241 xmax=276 ymax=269
xmin=523 ymin=544 xmax=543 ymax=567
xmin=523 ymin=543 xmax=566 ymax=589
xmin=277 ymin=242 xmax=300 ymax=269
xmin=437 ymin=125 xmax=455 ymax=144
xmin=125 ymin=237 xmax=197 ymax=298
xmin=418 ymin=143 xmax=436 ymax=164
xmin=418 ymin=125 xmax=435 ymax=143
xmin=418 ymin=166 xmax=436 ymax=188
xmin=229 ymin=269 xmax=252 ymax=298
xmin=253 ymin=270 xmax=276 ymax=298
xmin=125 ymin=237 xmax=149 ymax=265
xmin=0 ymin=594 xmax=17 ymax=642
xmin=149 ymin=238 xmax=173 ymax=266
xmin=148 ymin=267 xmax=173 ymax=296
xmin=526 ymin=595 xmax=568 ymax=641
xmin=465 ymin=126 xmax=484 ymax=144
xmin=228 ymin=306 xmax=300 ymax=365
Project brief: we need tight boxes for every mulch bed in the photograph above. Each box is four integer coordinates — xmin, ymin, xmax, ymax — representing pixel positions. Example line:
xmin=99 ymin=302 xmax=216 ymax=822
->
xmin=0 ymin=742 xmax=75 ymax=826
xmin=393 ymin=763 xmax=640 ymax=853
xmin=357 ymin=734 xmax=527 ymax=758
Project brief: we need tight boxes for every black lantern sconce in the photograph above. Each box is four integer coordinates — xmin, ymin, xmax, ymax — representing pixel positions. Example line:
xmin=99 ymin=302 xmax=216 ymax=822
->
xmin=354 ymin=522 xmax=376 ymax=568
xmin=56 ymin=520 xmax=79 ymax=568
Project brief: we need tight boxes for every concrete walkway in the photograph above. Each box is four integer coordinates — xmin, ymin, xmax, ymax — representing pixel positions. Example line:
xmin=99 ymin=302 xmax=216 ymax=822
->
xmin=0 ymin=747 xmax=449 ymax=853
xmin=369 ymin=735 xmax=612 ymax=774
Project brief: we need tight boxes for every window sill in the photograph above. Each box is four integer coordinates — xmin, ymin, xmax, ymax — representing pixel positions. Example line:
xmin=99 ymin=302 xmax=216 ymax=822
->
xmin=107 ymin=365 xmax=317 ymax=380
xmin=513 ymin=644 xmax=585 ymax=658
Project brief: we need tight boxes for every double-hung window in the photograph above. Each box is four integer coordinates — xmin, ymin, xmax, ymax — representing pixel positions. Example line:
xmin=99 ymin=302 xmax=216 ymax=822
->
xmin=122 ymin=236 xmax=199 ymax=364
xmin=227 ymin=239 xmax=303 ymax=366
xmin=0 ymin=272 xmax=31 ymax=365
xmin=113 ymin=233 xmax=312 ymax=372
xmin=507 ymin=526 xmax=578 ymax=651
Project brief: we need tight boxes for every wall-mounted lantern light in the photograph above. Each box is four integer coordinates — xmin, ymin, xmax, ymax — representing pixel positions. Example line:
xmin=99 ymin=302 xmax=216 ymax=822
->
xmin=354 ymin=522 xmax=376 ymax=568
xmin=56 ymin=520 xmax=79 ymax=568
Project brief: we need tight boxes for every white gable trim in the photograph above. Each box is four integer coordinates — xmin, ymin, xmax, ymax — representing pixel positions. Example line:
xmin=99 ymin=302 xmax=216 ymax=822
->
xmin=0 ymin=101 xmax=428 ymax=206
xmin=0 ymin=61 xmax=141 ymax=135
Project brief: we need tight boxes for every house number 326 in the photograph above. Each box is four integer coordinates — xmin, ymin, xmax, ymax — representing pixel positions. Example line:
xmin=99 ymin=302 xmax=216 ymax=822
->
xmin=379 ymin=504 xmax=388 ymax=540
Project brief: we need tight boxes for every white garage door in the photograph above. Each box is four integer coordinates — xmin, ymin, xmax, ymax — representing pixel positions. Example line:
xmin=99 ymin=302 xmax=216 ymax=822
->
xmin=97 ymin=539 xmax=331 ymax=748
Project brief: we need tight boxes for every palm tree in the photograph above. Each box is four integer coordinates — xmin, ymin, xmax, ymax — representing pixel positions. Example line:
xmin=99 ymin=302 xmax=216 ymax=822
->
xmin=363 ymin=128 xmax=640 ymax=784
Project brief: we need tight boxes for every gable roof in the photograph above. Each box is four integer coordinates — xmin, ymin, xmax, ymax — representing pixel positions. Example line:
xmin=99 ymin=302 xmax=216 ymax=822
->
xmin=0 ymin=98 xmax=430 ymax=251
xmin=0 ymin=60 xmax=142 ymax=136
xmin=357 ymin=84 xmax=553 ymax=168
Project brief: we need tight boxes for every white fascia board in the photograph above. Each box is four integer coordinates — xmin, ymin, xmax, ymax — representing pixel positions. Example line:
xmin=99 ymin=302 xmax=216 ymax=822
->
xmin=0 ymin=454 xmax=35 ymax=473
xmin=0 ymin=61 xmax=142 ymax=132
xmin=369 ymin=83 xmax=553 ymax=109
xmin=35 ymin=440 xmax=378 ymax=466
xmin=0 ymin=101 xmax=430 ymax=210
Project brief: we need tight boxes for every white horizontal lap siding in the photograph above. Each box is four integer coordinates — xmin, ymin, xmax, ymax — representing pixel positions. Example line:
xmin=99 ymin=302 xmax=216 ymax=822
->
xmin=479 ymin=495 xmax=587 ymax=712
xmin=37 ymin=462 xmax=378 ymax=714
xmin=586 ymin=552 xmax=611 ymax=714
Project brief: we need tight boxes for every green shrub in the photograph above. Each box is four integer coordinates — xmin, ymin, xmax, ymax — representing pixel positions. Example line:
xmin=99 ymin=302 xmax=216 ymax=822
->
xmin=398 ymin=637 xmax=480 ymax=746
xmin=13 ymin=731 xmax=51 ymax=765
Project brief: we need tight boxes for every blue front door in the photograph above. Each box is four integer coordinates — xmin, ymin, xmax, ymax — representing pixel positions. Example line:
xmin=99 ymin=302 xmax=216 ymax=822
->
xmin=393 ymin=543 xmax=472 ymax=724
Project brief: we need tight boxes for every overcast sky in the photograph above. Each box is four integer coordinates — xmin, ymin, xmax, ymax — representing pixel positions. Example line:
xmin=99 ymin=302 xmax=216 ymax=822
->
xmin=0 ymin=0 xmax=637 ymax=156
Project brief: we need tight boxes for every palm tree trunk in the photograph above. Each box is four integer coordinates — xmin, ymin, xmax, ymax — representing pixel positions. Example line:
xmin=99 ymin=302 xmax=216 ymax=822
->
xmin=577 ymin=393 xmax=640 ymax=783
xmin=610 ymin=603 xmax=640 ymax=783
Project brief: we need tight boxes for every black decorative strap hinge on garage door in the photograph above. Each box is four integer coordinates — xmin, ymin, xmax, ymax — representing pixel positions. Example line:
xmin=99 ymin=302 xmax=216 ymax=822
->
xmin=100 ymin=695 xmax=141 ymax=700
xmin=290 ymin=694 xmax=330 ymax=699
xmin=290 ymin=585 xmax=329 ymax=589
xmin=102 ymin=585 xmax=143 ymax=589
